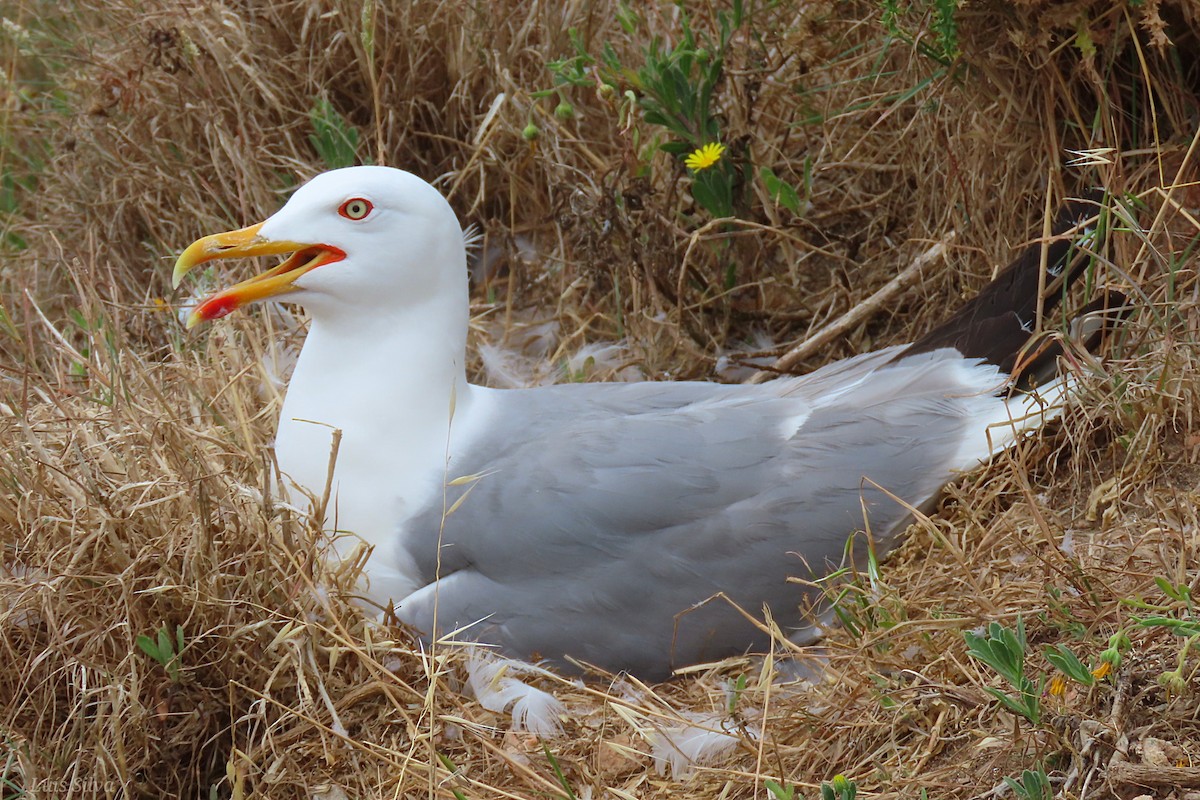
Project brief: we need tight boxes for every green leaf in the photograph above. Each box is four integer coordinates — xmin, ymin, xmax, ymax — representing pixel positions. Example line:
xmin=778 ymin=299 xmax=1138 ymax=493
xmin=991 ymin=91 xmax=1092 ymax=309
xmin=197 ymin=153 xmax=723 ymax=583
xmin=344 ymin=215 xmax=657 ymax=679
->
xmin=135 ymin=634 xmax=160 ymax=661
xmin=691 ymin=171 xmax=733 ymax=219
xmin=830 ymin=774 xmax=857 ymax=800
xmin=615 ymin=3 xmax=639 ymax=34
xmin=764 ymin=779 xmax=795 ymax=800
xmin=1044 ymin=644 xmax=1095 ymax=686
xmin=1004 ymin=767 xmax=1053 ymax=800
xmin=759 ymin=167 xmax=801 ymax=213
xmin=964 ymin=618 xmax=1039 ymax=724
xmin=156 ymin=628 xmax=170 ymax=659
xmin=1136 ymin=615 xmax=1200 ymax=634
xmin=542 ymin=744 xmax=577 ymax=800
xmin=1074 ymin=18 xmax=1096 ymax=58
xmin=360 ymin=0 xmax=376 ymax=60
xmin=435 ymin=753 xmax=469 ymax=800
xmin=137 ymin=625 xmax=184 ymax=682
xmin=309 ymin=98 xmax=367 ymax=169
xmin=728 ymin=673 xmax=747 ymax=714
xmin=1154 ymin=576 xmax=1192 ymax=603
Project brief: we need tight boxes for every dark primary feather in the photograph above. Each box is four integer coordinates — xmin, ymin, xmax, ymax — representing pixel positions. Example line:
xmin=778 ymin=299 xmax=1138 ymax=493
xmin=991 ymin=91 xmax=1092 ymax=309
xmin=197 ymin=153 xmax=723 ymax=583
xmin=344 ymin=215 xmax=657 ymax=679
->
xmin=902 ymin=191 xmax=1106 ymax=378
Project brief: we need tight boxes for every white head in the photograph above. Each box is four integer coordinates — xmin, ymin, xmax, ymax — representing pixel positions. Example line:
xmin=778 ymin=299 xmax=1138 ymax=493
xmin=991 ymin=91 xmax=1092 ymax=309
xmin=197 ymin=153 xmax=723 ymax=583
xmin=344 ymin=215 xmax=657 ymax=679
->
xmin=173 ymin=166 xmax=468 ymax=326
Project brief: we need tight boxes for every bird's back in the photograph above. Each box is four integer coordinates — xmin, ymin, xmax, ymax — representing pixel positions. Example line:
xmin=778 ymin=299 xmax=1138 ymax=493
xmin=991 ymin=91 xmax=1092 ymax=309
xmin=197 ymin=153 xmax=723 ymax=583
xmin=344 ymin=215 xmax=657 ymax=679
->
xmin=395 ymin=344 xmax=1019 ymax=678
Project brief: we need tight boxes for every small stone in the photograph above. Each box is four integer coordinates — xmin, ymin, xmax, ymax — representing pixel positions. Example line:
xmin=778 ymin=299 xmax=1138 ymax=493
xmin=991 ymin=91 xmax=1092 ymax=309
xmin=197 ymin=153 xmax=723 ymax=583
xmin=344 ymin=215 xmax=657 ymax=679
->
xmin=595 ymin=733 xmax=644 ymax=779
xmin=1141 ymin=736 xmax=1184 ymax=766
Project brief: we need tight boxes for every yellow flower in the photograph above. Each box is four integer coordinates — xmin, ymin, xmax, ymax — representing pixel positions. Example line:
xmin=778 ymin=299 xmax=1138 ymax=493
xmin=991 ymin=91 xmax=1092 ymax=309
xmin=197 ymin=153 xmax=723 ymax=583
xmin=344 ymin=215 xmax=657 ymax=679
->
xmin=685 ymin=142 xmax=726 ymax=171
xmin=1048 ymin=675 xmax=1067 ymax=696
xmin=1091 ymin=661 xmax=1112 ymax=680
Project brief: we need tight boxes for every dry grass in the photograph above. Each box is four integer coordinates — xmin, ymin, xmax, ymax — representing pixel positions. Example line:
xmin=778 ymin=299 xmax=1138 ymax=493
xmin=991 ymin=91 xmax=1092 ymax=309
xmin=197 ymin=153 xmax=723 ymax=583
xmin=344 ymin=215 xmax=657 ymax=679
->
xmin=1 ymin=0 xmax=1199 ymax=797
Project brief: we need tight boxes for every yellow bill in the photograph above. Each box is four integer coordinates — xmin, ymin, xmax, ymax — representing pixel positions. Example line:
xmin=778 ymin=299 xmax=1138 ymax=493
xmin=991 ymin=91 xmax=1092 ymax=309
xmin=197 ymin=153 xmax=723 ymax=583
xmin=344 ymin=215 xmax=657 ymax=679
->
xmin=173 ymin=221 xmax=344 ymax=328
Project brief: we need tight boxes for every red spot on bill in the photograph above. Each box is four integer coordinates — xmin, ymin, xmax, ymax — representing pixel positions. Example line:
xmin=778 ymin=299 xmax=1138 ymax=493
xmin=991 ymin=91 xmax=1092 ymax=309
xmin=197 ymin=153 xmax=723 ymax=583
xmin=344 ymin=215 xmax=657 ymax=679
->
xmin=198 ymin=294 xmax=239 ymax=320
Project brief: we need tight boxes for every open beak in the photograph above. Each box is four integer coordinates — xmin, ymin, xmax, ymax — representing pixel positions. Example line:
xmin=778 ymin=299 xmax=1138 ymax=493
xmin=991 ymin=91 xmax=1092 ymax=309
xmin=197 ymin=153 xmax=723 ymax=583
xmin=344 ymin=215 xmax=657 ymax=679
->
xmin=172 ymin=221 xmax=345 ymax=328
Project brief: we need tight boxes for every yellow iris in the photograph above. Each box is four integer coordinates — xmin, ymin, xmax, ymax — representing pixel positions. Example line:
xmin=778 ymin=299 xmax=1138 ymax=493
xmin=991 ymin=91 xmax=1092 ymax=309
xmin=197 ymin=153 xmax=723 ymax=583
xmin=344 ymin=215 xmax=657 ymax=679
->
xmin=685 ymin=142 xmax=726 ymax=171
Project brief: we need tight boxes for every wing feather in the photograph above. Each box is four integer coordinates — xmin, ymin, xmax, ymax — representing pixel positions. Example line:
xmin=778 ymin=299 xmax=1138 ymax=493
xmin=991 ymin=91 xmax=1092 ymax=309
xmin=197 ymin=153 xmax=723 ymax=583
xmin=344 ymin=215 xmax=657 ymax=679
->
xmin=395 ymin=347 xmax=1010 ymax=678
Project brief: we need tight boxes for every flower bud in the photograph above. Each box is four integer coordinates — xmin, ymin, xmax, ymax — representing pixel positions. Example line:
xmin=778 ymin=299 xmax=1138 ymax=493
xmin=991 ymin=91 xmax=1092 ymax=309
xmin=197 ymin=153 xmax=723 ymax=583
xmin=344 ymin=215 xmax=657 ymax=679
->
xmin=1158 ymin=670 xmax=1186 ymax=694
xmin=1100 ymin=647 xmax=1122 ymax=668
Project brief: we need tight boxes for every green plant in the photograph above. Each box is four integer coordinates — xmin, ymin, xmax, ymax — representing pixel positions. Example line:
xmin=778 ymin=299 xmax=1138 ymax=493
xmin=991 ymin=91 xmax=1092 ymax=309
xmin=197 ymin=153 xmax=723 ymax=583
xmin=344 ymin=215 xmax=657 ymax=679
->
xmin=763 ymin=774 xmax=856 ymax=800
xmin=1127 ymin=578 xmax=1198 ymax=694
xmin=869 ymin=673 xmax=898 ymax=710
xmin=760 ymin=161 xmax=810 ymax=215
xmin=0 ymin=165 xmax=36 ymax=252
xmin=542 ymin=744 xmax=578 ymax=800
xmin=1041 ymin=585 xmax=1088 ymax=639
xmin=136 ymin=624 xmax=186 ymax=683
xmin=1003 ymin=765 xmax=1053 ymax=800
xmin=1138 ymin=614 xmax=1200 ymax=636
xmin=963 ymin=617 xmax=1042 ymax=725
xmin=1044 ymin=643 xmax=1096 ymax=687
xmin=764 ymin=778 xmax=796 ymax=800
xmin=1043 ymin=630 xmax=1131 ymax=700
xmin=544 ymin=3 xmax=807 ymax=224
xmin=0 ymin=15 xmax=60 ymax=253
xmin=821 ymin=774 xmax=857 ymax=800
xmin=827 ymin=578 xmax=903 ymax=643
xmin=550 ymin=6 xmax=741 ymax=219
xmin=309 ymin=98 xmax=369 ymax=169
xmin=820 ymin=536 xmax=907 ymax=645
xmin=727 ymin=672 xmax=748 ymax=714
xmin=879 ymin=0 xmax=961 ymax=70
xmin=1 ymin=735 xmax=23 ymax=799
xmin=1153 ymin=576 xmax=1195 ymax=608
xmin=434 ymin=753 xmax=469 ymax=800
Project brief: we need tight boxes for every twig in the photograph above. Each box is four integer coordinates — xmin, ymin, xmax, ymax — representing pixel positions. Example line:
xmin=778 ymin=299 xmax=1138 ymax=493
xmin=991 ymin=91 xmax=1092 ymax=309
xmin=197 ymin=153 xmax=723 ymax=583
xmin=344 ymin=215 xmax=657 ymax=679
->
xmin=1108 ymin=762 xmax=1200 ymax=788
xmin=747 ymin=233 xmax=954 ymax=384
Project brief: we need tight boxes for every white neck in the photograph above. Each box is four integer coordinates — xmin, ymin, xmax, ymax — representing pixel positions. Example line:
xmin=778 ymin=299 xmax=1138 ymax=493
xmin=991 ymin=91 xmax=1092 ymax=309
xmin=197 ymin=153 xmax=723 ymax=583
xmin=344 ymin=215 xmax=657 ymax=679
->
xmin=273 ymin=291 xmax=475 ymax=563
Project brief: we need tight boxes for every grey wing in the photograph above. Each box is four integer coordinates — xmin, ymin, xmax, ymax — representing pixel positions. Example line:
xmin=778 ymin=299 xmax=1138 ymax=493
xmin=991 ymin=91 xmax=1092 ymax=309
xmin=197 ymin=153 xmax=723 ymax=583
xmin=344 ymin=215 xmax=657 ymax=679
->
xmin=397 ymin=349 xmax=999 ymax=679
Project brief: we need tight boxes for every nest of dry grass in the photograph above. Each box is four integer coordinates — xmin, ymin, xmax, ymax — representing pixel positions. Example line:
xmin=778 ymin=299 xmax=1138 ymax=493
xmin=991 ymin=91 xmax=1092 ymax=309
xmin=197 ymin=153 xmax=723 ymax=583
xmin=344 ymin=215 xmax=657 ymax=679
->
xmin=2 ymin=0 xmax=1199 ymax=797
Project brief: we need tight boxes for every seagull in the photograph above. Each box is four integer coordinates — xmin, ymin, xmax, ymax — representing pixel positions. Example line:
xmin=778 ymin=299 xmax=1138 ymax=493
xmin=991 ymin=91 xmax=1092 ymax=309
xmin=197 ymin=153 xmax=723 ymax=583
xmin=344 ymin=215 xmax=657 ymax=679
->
xmin=173 ymin=166 xmax=1112 ymax=681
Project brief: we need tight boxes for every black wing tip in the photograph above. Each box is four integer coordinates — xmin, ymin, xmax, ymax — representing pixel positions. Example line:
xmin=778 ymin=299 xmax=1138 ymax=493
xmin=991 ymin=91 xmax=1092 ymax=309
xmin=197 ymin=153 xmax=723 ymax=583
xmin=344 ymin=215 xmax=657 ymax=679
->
xmin=1009 ymin=289 xmax=1132 ymax=390
xmin=900 ymin=189 xmax=1117 ymax=376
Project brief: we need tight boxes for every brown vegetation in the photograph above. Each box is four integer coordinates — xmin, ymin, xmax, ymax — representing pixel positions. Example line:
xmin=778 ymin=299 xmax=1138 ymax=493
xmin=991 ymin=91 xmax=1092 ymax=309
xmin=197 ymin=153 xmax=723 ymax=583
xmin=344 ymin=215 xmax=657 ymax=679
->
xmin=1 ymin=0 xmax=1198 ymax=797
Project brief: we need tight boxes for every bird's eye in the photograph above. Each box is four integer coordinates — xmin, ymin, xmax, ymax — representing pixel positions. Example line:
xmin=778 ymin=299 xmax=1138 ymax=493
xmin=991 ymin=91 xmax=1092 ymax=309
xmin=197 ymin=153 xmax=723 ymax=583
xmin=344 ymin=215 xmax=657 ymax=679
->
xmin=338 ymin=198 xmax=373 ymax=220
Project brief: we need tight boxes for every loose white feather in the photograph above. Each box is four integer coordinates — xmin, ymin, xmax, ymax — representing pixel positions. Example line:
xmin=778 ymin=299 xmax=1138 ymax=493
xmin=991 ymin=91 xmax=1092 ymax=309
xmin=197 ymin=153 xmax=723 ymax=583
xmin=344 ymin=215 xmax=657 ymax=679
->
xmin=648 ymin=712 xmax=755 ymax=778
xmin=464 ymin=651 xmax=564 ymax=736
